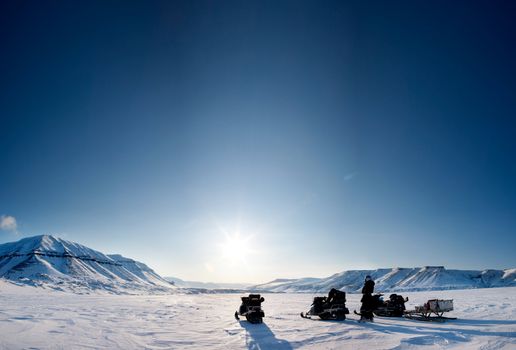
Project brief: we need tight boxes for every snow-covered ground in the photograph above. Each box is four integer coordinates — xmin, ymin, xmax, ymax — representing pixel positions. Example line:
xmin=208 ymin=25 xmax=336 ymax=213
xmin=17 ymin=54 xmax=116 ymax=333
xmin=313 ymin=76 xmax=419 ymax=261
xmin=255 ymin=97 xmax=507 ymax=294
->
xmin=1 ymin=281 xmax=515 ymax=349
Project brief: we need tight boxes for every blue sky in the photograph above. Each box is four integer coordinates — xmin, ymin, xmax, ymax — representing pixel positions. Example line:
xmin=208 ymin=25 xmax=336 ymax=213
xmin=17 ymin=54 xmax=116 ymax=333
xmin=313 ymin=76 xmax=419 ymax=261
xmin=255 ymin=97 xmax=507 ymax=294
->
xmin=1 ymin=1 xmax=515 ymax=283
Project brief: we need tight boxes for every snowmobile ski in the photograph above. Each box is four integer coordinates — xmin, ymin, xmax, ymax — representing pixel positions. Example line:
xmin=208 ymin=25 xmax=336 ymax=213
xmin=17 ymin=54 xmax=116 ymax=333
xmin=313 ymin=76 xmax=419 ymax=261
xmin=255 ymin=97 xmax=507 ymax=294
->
xmin=354 ymin=310 xmax=374 ymax=322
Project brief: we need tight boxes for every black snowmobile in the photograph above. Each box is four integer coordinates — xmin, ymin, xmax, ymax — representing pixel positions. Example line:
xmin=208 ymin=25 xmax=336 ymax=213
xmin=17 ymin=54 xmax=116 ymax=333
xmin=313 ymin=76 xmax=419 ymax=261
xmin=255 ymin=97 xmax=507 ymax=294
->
xmin=234 ymin=294 xmax=265 ymax=324
xmin=355 ymin=293 xmax=408 ymax=320
xmin=300 ymin=288 xmax=349 ymax=320
xmin=372 ymin=293 xmax=408 ymax=317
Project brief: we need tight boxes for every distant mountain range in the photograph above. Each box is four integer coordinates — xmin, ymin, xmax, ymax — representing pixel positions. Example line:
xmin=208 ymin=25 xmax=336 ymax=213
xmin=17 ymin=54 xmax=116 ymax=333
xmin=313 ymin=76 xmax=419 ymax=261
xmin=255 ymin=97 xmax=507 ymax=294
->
xmin=2 ymin=236 xmax=514 ymax=294
xmin=251 ymin=266 xmax=516 ymax=293
xmin=0 ymin=235 xmax=176 ymax=294
xmin=164 ymin=276 xmax=251 ymax=290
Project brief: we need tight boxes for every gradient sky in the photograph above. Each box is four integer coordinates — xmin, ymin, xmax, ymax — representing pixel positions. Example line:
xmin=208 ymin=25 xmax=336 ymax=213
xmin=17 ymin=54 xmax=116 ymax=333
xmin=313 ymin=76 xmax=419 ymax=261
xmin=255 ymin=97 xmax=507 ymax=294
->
xmin=1 ymin=1 xmax=515 ymax=283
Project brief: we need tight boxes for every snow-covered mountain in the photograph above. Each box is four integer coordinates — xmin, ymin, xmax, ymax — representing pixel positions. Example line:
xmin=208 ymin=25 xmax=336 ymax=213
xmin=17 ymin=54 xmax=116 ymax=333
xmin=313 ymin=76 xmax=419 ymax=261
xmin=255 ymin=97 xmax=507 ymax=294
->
xmin=0 ymin=235 xmax=176 ymax=294
xmin=252 ymin=266 xmax=516 ymax=293
xmin=165 ymin=276 xmax=251 ymax=290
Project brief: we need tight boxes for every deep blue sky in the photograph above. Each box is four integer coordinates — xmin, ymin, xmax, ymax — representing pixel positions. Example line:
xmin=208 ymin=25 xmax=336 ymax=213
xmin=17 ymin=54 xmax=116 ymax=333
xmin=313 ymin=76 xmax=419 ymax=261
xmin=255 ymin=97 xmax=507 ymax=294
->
xmin=1 ymin=1 xmax=515 ymax=282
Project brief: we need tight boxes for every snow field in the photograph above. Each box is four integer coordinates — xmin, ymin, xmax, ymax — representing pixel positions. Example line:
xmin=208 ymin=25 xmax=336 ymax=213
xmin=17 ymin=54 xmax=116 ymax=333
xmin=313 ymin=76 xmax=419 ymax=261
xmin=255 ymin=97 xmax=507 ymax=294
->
xmin=0 ymin=281 xmax=515 ymax=349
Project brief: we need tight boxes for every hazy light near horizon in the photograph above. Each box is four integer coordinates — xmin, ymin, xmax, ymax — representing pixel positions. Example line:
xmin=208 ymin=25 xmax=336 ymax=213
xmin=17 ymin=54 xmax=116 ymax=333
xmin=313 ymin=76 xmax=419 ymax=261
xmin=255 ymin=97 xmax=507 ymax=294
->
xmin=200 ymin=221 xmax=262 ymax=281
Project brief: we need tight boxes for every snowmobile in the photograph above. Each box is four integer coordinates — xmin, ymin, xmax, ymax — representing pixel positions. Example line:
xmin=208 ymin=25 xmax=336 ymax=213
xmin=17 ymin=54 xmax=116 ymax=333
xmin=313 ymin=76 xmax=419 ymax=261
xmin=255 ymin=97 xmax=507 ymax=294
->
xmin=404 ymin=299 xmax=456 ymax=322
xmin=354 ymin=293 xmax=408 ymax=321
xmin=300 ymin=289 xmax=349 ymax=320
xmin=234 ymin=294 xmax=265 ymax=324
xmin=372 ymin=293 xmax=408 ymax=317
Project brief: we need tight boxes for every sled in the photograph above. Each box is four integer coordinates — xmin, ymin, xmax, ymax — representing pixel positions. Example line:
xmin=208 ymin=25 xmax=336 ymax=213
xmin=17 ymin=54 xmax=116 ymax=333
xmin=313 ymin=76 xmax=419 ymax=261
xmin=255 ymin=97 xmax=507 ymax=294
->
xmin=404 ymin=299 xmax=456 ymax=322
xmin=235 ymin=294 xmax=265 ymax=324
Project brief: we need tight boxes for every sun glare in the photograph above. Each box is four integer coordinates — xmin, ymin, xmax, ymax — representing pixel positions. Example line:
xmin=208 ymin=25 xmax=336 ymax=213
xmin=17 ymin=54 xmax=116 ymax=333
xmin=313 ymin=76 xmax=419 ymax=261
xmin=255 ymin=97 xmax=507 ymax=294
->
xmin=219 ymin=232 xmax=253 ymax=265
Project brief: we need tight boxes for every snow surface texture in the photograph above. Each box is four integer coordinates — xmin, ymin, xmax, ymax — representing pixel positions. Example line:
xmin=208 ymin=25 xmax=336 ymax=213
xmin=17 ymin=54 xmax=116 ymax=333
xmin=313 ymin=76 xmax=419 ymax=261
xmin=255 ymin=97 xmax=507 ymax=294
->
xmin=253 ymin=267 xmax=516 ymax=293
xmin=0 ymin=235 xmax=175 ymax=294
xmin=0 ymin=280 xmax=514 ymax=349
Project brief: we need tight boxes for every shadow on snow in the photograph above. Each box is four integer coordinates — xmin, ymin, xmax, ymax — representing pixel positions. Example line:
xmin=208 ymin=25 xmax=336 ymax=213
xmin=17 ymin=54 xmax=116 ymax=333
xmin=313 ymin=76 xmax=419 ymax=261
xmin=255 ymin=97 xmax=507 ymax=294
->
xmin=452 ymin=318 xmax=516 ymax=326
xmin=239 ymin=321 xmax=293 ymax=350
xmin=361 ymin=318 xmax=516 ymax=340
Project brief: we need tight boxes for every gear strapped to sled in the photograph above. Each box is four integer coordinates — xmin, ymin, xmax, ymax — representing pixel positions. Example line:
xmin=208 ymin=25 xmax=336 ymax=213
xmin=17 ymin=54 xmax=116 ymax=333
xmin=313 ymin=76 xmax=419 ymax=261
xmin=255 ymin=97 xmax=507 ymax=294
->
xmin=404 ymin=299 xmax=456 ymax=322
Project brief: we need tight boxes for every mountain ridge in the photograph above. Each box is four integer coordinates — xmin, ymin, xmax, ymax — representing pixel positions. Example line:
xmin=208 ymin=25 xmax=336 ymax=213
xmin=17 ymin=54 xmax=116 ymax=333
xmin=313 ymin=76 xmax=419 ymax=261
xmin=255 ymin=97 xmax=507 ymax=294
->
xmin=251 ymin=266 xmax=516 ymax=293
xmin=0 ymin=235 xmax=176 ymax=294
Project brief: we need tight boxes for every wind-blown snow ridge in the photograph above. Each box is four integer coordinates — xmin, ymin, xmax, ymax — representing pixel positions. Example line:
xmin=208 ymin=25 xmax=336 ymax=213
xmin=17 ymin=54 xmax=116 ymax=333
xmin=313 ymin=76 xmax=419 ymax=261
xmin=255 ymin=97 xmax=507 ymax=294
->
xmin=252 ymin=266 xmax=516 ymax=293
xmin=0 ymin=235 xmax=176 ymax=294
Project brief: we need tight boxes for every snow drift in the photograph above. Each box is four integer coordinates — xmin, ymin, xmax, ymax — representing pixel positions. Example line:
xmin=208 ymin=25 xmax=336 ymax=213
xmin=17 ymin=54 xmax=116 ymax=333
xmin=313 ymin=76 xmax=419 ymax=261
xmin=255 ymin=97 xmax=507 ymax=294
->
xmin=0 ymin=235 xmax=175 ymax=294
xmin=252 ymin=266 xmax=516 ymax=293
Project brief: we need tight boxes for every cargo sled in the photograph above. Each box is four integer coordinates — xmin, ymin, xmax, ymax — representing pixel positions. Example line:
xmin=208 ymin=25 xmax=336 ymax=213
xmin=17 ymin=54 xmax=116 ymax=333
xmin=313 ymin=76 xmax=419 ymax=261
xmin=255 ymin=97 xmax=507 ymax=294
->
xmin=404 ymin=299 xmax=456 ymax=322
xmin=372 ymin=293 xmax=408 ymax=317
xmin=301 ymin=289 xmax=349 ymax=320
xmin=234 ymin=294 xmax=265 ymax=324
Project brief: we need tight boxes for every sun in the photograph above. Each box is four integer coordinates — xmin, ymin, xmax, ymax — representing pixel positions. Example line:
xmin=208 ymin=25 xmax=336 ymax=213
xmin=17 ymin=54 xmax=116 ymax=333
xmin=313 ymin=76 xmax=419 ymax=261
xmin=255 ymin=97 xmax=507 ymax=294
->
xmin=219 ymin=232 xmax=253 ymax=265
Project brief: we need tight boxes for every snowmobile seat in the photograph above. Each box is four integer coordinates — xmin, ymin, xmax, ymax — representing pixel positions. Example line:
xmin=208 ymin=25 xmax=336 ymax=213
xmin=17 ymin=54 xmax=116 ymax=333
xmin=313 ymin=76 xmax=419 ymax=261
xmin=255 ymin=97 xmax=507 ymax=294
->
xmin=312 ymin=297 xmax=327 ymax=314
xmin=327 ymin=289 xmax=346 ymax=306
xmin=247 ymin=294 xmax=264 ymax=306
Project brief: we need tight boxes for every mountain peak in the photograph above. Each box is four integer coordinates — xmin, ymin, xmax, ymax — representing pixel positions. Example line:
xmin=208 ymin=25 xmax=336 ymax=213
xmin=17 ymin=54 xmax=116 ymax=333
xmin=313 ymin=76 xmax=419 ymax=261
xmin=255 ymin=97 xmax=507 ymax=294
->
xmin=32 ymin=234 xmax=61 ymax=245
xmin=23 ymin=234 xmax=59 ymax=241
